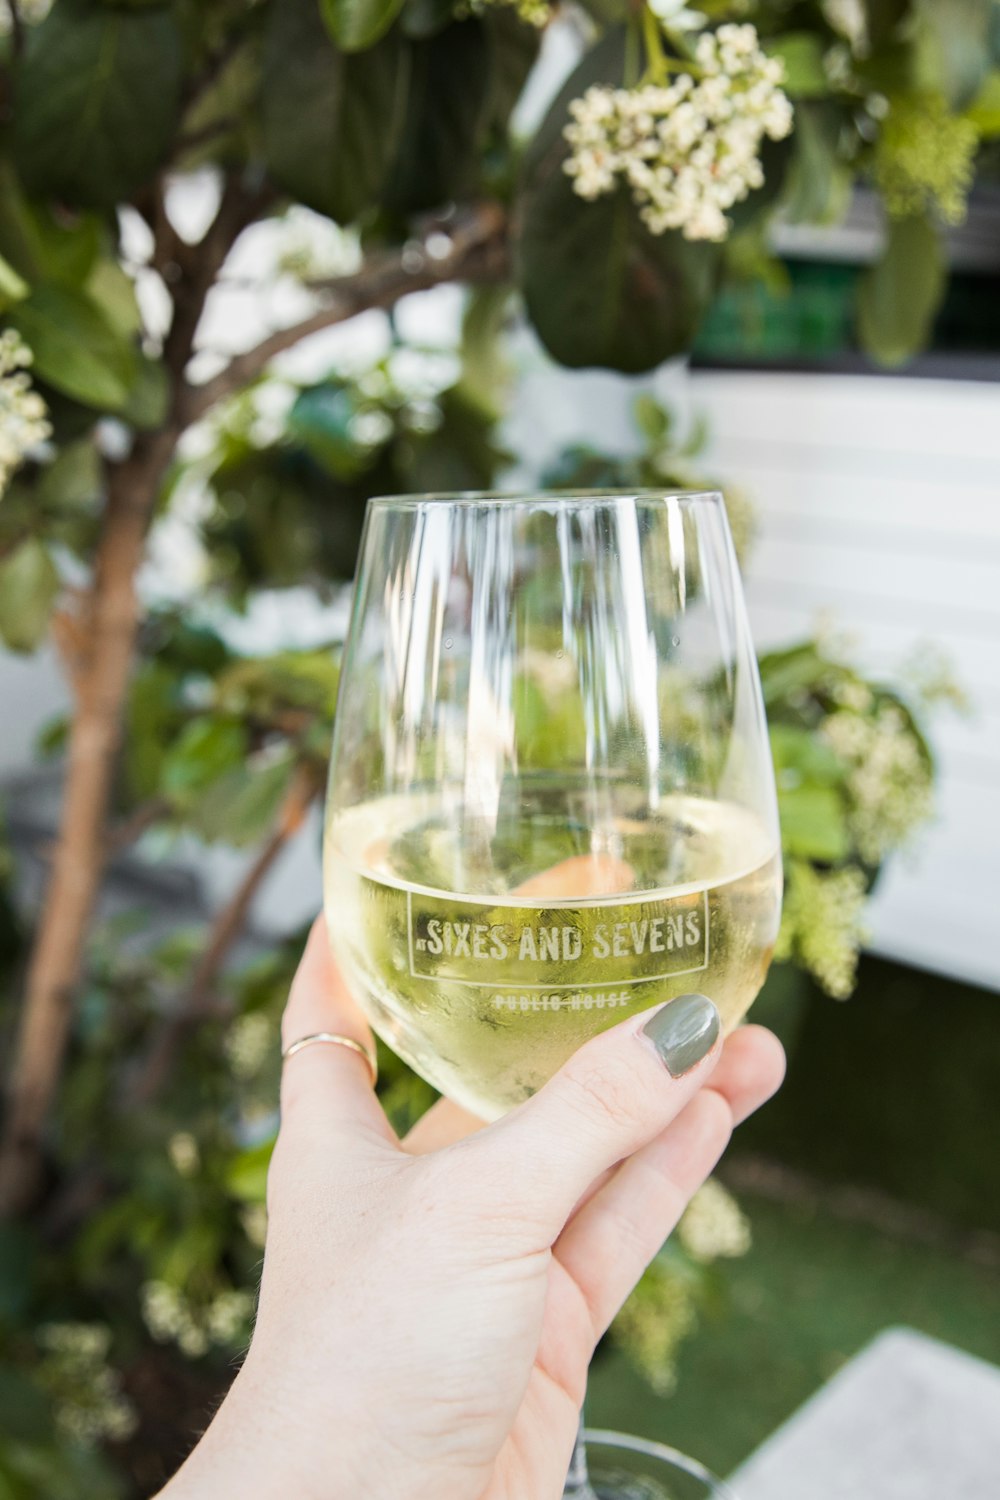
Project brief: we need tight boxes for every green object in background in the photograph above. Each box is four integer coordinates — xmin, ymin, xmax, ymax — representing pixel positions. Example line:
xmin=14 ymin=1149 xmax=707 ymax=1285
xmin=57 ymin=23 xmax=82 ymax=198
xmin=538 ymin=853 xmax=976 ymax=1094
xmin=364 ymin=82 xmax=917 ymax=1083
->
xmin=742 ymin=954 xmax=1000 ymax=1234
xmin=694 ymin=257 xmax=1000 ymax=366
xmin=694 ymin=262 xmax=858 ymax=361
xmin=588 ymin=1191 xmax=1000 ymax=1477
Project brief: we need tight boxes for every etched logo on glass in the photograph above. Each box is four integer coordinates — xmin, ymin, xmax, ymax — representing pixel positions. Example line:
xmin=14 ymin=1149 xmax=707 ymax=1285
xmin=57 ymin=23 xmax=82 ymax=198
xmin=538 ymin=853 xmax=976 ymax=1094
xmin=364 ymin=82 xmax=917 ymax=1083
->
xmin=407 ymin=890 xmax=710 ymax=990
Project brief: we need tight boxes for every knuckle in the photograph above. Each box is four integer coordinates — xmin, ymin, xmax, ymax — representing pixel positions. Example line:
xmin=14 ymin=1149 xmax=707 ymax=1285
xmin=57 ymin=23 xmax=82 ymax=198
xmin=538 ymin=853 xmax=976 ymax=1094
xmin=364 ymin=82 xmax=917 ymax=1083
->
xmin=611 ymin=1198 xmax=653 ymax=1267
xmin=698 ymin=1084 xmax=735 ymax=1148
xmin=567 ymin=1056 xmax=650 ymax=1137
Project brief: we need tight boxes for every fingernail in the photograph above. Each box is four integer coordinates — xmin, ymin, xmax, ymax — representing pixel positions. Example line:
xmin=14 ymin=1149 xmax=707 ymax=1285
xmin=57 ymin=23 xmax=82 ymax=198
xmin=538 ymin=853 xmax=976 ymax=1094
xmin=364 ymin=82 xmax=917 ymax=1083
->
xmin=642 ymin=993 xmax=720 ymax=1077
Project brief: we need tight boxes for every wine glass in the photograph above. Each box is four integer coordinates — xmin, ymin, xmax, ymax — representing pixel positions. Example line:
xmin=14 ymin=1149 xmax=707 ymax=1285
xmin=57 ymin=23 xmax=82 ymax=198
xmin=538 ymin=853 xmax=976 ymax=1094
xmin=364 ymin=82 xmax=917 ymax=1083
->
xmin=583 ymin=1430 xmax=739 ymax=1498
xmin=323 ymin=490 xmax=781 ymax=1491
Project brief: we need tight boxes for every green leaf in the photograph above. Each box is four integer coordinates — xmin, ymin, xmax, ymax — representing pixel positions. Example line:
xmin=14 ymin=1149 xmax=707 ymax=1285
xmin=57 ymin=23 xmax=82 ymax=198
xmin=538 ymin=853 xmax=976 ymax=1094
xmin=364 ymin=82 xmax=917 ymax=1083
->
xmin=778 ymin=784 xmax=850 ymax=862
xmin=85 ymin=257 xmax=142 ymax=338
xmin=383 ymin=20 xmax=492 ymax=214
xmin=35 ymin=438 xmax=102 ymax=513
xmin=320 ymin=0 xmax=405 ymax=52
xmin=216 ymin=649 xmax=340 ymax=718
xmin=912 ymin=0 xmax=992 ymax=108
xmin=633 ymin=394 xmax=672 ymax=446
xmin=517 ymin=30 xmax=720 ymax=372
xmin=758 ymin=641 xmax=829 ymax=705
xmin=403 ymin=384 xmax=510 ymax=492
xmin=126 ymin=662 xmax=180 ymax=798
xmin=262 ymin=0 xmax=408 ymax=223
xmin=861 ymin=0 xmax=909 ymax=47
xmin=0 ymin=539 xmax=60 ymax=654
xmin=0 ymin=1368 xmax=54 ymax=1446
xmin=482 ymin=7 xmax=541 ymax=133
xmin=780 ymin=101 xmax=848 ymax=224
xmin=857 ymin=213 xmax=945 ymax=367
xmin=287 ymin=383 xmax=372 ymax=479
xmin=120 ymin=354 xmax=170 ymax=430
xmin=162 ymin=716 xmax=249 ymax=806
xmin=9 ymin=283 xmax=136 ymax=411
xmin=459 ymin=285 xmax=513 ymax=419
xmin=0 ymin=159 xmax=102 ymax=287
xmin=0 ymin=1225 xmax=36 ymax=1325
xmin=513 ymin=672 xmax=587 ymax=769
xmin=13 ymin=0 xmax=184 ymax=208
xmin=177 ymin=38 xmax=262 ymax=170
xmin=770 ymin=723 xmax=846 ymax=787
xmin=187 ymin=752 xmax=296 ymax=846
xmin=226 ymin=1136 xmax=275 ymax=1203
xmin=0 ymin=253 xmax=29 ymax=311
xmin=766 ymin=32 xmax=828 ymax=97
xmin=965 ymin=70 xmax=1000 ymax=135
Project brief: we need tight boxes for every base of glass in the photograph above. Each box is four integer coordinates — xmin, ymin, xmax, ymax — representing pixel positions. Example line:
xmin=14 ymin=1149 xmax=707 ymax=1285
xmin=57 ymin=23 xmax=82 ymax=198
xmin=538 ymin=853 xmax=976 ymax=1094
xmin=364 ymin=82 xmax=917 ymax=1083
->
xmin=583 ymin=1430 xmax=737 ymax=1500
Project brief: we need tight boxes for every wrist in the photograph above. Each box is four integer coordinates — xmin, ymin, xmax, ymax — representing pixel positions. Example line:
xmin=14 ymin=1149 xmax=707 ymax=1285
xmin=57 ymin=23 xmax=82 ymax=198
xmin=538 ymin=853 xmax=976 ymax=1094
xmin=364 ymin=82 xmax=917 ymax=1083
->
xmin=156 ymin=1351 xmax=378 ymax=1500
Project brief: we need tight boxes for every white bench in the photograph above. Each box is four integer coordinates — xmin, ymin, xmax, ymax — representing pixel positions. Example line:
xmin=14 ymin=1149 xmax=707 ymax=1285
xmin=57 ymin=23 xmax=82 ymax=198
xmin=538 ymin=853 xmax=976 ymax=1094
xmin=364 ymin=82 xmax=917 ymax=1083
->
xmin=731 ymin=1328 xmax=1000 ymax=1499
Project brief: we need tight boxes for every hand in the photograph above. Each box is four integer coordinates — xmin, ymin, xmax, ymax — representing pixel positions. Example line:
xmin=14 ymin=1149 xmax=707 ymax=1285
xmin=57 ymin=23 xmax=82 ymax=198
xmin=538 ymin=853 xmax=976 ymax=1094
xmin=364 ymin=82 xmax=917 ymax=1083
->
xmin=160 ymin=919 xmax=784 ymax=1500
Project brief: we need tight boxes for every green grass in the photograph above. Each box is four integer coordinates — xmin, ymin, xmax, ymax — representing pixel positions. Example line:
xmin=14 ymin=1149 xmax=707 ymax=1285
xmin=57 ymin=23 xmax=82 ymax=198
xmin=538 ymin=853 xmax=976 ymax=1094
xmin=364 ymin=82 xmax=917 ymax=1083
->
xmin=588 ymin=1191 xmax=1000 ymax=1477
xmin=588 ymin=953 xmax=1000 ymax=1475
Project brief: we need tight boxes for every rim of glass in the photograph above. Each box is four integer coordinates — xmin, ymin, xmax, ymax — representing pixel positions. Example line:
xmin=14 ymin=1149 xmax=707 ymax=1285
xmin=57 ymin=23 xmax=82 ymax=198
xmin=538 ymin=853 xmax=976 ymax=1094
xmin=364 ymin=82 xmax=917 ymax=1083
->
xmin=367 ymin=488 xmax=723 ymax=510
xmin=583 ymin=1429 xmax=738 ymax=1498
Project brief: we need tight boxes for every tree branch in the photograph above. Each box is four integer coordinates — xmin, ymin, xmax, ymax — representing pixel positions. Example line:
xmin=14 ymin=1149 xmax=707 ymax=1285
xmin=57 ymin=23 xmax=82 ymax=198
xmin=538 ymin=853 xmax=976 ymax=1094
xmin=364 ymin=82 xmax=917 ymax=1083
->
xmin=127 ymin=763 xmax=321 ymax=1110
xmin=179 ymin=202 xmax=509 ymax=427
xmin=0 ymin=176 xmax=261 ymax=1218
xmin=163 ymin=174 xmax=269 ymax=397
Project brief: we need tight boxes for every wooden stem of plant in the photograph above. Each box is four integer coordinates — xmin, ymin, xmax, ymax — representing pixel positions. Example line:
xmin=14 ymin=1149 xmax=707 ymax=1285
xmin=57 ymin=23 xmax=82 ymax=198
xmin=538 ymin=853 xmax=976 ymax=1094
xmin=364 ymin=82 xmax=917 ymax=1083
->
xmin=127 ymin=763 xmax=320 ymax=1110
xmin=0 ymin=440 xmax=177 ymax=1216
xmin=0 ymin=179 xmax=254 ymax=1217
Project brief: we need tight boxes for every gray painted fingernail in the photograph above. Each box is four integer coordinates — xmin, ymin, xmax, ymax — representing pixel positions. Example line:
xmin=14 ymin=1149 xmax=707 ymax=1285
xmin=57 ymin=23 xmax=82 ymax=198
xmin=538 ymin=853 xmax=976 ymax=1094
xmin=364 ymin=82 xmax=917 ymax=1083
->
xmin=642 ymin=994 xmax=721 ymax=1077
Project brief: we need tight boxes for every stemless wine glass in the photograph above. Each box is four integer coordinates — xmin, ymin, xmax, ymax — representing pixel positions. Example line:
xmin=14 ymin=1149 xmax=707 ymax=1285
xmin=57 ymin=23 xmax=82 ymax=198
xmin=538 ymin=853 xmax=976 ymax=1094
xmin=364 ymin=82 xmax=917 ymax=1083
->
xmin=323 ymin=490 xmax=781 ymax=1491
xmin=583 ymin=1430 xmax=739 ymax=1499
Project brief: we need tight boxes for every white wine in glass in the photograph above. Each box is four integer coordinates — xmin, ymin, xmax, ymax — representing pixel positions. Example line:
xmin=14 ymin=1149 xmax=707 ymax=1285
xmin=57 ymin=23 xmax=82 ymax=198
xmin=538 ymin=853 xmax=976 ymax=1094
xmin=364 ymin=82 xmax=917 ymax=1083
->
xmin=323 ymin=490 xmax=781 ymax=1491
xmin=324 ymin=491 xmax=781 ymax=1117
xmin=326 ymin=787 xmax=779 ymax=1120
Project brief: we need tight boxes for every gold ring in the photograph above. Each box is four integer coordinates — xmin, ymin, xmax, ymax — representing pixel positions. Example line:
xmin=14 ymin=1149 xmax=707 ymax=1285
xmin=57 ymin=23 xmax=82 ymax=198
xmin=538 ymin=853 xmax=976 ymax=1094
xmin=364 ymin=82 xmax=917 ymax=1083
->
xmin=281 ymin=1032 xmax=378 ymax=1086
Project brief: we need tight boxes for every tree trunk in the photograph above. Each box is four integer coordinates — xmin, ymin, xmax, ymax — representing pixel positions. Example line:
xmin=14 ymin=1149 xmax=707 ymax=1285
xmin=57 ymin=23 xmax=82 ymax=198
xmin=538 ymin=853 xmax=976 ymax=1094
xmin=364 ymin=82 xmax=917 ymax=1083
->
xmin=0 ymin=430 xmax=175 ymax=1216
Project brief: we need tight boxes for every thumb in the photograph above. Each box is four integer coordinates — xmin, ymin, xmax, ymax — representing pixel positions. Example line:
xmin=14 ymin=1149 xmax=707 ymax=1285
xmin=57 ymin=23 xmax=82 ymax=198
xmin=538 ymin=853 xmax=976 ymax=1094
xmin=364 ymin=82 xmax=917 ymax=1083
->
xmin=457 ymin=993 xmax=722 ymax=1241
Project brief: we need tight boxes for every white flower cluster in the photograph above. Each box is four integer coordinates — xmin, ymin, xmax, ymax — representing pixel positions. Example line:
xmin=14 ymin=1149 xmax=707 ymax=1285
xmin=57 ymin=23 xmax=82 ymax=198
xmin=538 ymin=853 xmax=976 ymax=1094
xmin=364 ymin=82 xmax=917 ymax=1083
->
xmin=142 ymin=1279 xmax=254 ymax=1359
xmin=37 ymin=1322 xmax=137 ymax=1447
xmin=241 ymin=1202 xmax=269 ymax=1248
xmin=776 ymin=861 xmax=869 ymax=998
xmin=563 ymin=24 xmax=793 ymax=242
xmin=679 ymin=1178 xmax=751 ymax=1261
xmin=224 ymin=1011 xmax=273 ymax=1079
xmin=168 ymin=1130 xmax=200 ymax=1177
xmin=0 ymin=329 xmax=51 ymax=497
xmin=612 ymin=1257 xmax=697 ymax=1395
xmin=822 ymin=701 xmax=933 ymax=864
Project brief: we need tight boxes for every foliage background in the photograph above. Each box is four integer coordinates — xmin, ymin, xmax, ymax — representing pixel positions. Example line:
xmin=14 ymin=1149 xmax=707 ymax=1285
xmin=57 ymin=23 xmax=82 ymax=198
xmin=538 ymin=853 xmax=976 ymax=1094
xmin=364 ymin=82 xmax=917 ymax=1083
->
xmin=0 ymin=0 xmax=985 ymax=1492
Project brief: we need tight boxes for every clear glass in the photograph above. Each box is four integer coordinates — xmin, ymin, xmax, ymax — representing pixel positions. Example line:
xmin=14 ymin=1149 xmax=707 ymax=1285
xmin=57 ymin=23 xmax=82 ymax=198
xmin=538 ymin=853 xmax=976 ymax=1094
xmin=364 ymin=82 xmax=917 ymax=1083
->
xmin=324 ymin=490 xmax=781 ymax=1122
xmin=583 ymin=1430 xmax=738 ymax=1499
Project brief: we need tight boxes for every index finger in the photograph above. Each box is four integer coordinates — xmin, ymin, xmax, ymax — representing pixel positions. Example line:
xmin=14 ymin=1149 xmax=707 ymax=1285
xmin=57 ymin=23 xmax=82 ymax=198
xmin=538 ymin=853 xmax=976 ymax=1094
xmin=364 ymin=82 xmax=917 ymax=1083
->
xmin=279 ymin=917 xmax=396 ymax=1148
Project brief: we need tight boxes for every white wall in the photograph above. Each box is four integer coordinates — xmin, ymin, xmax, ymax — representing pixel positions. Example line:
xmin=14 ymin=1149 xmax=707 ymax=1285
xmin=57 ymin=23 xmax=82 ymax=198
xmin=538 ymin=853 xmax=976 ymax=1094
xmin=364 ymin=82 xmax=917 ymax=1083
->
xmin=692 ymin=370 xmax=1000 ymax=993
